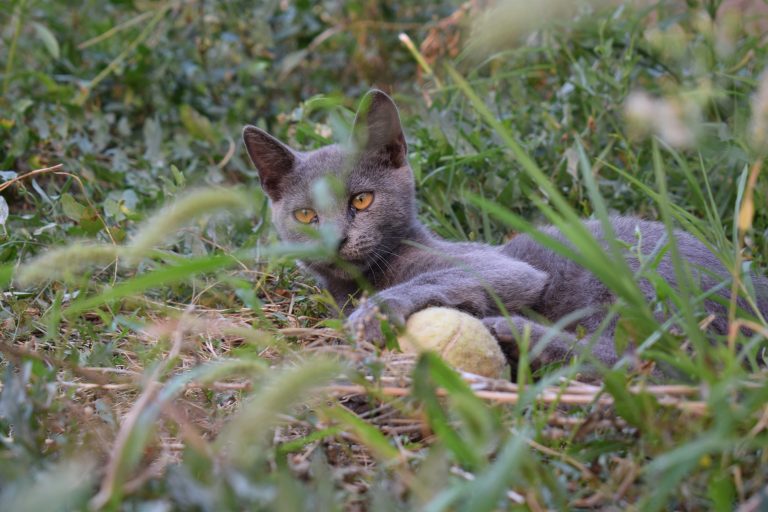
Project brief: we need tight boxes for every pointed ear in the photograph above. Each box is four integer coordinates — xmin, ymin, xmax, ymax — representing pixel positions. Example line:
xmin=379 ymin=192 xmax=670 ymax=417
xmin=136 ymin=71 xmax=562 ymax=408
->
xmin=351 ymin=90 xmax=407 ymax=167
xmin=242 ymin=126 xmax=296 ymax=200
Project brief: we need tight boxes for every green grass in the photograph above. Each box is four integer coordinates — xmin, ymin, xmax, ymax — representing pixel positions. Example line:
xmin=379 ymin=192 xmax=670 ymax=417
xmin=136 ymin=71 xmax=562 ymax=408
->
xmin=1 ymin=1 xmax=767 ymax=510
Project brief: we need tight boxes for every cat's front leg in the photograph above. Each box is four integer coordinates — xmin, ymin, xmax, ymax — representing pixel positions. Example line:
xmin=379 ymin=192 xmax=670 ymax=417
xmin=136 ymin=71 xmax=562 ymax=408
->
xmin=346 ymin=259 xmax=549 ymax=344
xmin=482 ymin=315 xmax=620 ymax=380
xmin=345 ymin=291 xmax=410 ymax=343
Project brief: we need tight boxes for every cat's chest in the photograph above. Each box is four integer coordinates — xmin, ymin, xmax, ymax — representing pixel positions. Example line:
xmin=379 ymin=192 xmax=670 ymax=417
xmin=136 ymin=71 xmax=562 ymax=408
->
xmin=367 ymin=244 xmax=463 ymax=289
xmin=366 ymin=264 xmax=405 ymax=290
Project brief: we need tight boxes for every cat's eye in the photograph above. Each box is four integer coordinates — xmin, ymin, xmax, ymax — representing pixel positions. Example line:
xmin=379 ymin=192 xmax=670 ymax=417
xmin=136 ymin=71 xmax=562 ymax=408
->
xmin=351 ymin=192 xmax=374 ymax=211
xmin=293 ymin=208 xmax=317 ymax=224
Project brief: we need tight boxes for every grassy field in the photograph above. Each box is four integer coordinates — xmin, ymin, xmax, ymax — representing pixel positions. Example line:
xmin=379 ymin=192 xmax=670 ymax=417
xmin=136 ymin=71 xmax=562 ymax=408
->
xmin=1 ymin=0 xmax=768 ymax=510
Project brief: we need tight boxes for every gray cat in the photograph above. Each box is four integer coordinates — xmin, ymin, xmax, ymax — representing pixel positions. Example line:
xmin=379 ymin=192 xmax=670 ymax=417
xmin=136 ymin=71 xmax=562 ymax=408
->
xmin=243 ymin=90 xmax=768 ymax=376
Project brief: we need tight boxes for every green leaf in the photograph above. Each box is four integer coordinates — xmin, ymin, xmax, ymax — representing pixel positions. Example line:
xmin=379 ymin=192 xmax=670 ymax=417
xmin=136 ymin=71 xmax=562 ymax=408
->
xmin=708 ymin=471 xmax=736 ymax=512
xmin=602 ymin=370 xmax=658 ymax=429
xmin=13 ymin=98 xmax=33 ymax=114
xmin=61 ymin=193 xmax=87 ymax=222
xmin=0 ymin=458 xmax=94 ymax=511
xmin=459 ymin=432 xmax=528 ymax=512
xmin=602 ymin=370 xmax=643 ymax=427
xmin=0 ymin=195 xmax=8 ymax=229
xmin=180 ymin=105 xmax=217 ymax=143
xmin=170 ymin=164 xmax=185 ymax=187
xmin=0 ymin=264 xmax=12 ymax=288
xmin=32 ymin=22 xmax=60 ymax=59
xmin=275 ymin=426 xmax=342 ymax=459
xmin=644 ymin=433 xmax=732 ymax=510
xmin=412 ymin=352 xmax=481 ymax=470
xmin=381 ymin=318 xmax=399 ymax=350
xmin=324 ymin=405 xmax=400 ymax=461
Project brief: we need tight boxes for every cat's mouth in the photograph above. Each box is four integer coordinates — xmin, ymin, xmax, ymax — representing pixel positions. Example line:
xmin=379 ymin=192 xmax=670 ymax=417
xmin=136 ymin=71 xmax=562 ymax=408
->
xmin=338 ymin=245 xmax=373 ymax=266
xmin=334 ymin=251 xmax=380 ymax=275
xmin=304 ymin=244 xmax=384 ymax=280
xmin=304 ymin=257 xmax=367 ymax=283
xmin=338 ymin=254 xmax=371 ymax=270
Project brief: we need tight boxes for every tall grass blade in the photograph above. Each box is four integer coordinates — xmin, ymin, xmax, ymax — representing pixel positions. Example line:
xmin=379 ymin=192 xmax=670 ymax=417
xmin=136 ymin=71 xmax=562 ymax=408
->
xmin=126 ymin=187 xmax=251 ymax=262
xmin=215 ymin=357 xmax=341 ymax=467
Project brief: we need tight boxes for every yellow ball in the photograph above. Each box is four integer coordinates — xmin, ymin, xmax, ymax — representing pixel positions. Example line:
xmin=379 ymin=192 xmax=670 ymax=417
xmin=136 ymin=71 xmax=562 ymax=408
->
xmin=398 ymin=307 xmax=508 ymax=379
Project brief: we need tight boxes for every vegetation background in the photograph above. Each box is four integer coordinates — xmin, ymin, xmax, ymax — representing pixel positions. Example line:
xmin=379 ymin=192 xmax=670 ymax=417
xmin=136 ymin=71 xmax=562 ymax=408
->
xmin=1 ymin=0 xmax=767 ymax=510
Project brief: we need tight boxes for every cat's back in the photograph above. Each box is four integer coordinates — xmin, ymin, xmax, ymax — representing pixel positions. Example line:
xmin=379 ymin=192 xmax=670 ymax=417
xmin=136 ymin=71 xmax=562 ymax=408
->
xmin=503 ymin=216 xmax=722 ymax=276
xmin=501 ymin=220 xmax=614 ymax=322
xmin=500 ymin=216 xmax=733 ymax=325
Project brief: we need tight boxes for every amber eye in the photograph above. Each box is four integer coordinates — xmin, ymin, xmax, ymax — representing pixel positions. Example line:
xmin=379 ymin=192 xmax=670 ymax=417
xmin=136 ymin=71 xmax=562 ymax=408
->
xmin=351 ymin=192 xmax=374 ymax=211
xmin=293 ymin=208 xmax=317 ymax=224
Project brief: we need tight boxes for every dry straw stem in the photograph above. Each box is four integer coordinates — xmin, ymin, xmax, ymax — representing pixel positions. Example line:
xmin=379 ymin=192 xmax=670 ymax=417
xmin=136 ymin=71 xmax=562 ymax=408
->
xmin=125 ymin=187 xmax=251 ymax=263
xmin=728 ymin=159 xmax=763 ymax=350
xmin=0 ymin=163 xmax=64 ymax=193
xmin=77 ymin=9 xmax=156 ymax=49
xmin=74 ymin=1 xmax=175 ymax=106
xmin=91 ymin=311 xmax=191 ymax=509
xmin=57 ymin=379 xmax=253 ymax=392
xmin=326 ymin=379 xmax=708 ymax=415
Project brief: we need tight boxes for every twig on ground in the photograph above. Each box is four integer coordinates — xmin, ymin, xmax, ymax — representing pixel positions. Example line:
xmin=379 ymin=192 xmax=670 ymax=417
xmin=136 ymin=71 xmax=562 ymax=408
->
xmin=325 ymin=380 xmax=709 ymax=415
xmin=0 ymin=164 xmax=64 ymax=193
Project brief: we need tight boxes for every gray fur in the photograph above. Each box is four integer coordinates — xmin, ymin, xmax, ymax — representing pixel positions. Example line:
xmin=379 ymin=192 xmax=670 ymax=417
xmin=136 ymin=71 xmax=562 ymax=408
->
xmin=243 ymin=90 xmax=768 ymax=378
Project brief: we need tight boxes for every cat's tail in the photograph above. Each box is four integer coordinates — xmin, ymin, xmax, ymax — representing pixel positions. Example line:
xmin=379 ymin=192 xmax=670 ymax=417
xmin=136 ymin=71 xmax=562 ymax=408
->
xmin=754 ymin=274 xmax=768 ymax=366
xmin=755 ymin=272 xmax=768 ymax=322
xmin=718 ymin=272 xmax=768 ymax=337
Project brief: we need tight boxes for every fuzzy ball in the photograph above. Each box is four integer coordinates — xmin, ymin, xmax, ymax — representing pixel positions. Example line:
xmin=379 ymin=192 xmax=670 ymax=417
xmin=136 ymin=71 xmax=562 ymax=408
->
xmin=398 ymin=307 xmax=508 ymax=379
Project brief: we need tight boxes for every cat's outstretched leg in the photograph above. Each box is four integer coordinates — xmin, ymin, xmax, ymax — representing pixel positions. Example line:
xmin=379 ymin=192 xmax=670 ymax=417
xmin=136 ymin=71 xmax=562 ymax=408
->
xmin=481 ymin=315 xmax=621 ymax=379
xmin=346 ymin=258 xmax=550 ymax=344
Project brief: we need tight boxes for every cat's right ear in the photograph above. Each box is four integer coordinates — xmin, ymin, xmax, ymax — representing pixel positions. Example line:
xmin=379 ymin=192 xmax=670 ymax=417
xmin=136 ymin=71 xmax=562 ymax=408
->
xmin=351 ymin=90 xmax=407 ymax=168
xmin=242 ymin=126 xmax=296 ymax=201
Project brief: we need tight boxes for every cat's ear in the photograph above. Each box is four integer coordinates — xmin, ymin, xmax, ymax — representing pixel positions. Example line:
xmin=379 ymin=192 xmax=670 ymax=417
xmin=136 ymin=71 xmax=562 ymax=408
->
xmin=352 ymin=89 xmax=407 ymax=168
xmin=242 ymin=126 xmax=296 ymax=200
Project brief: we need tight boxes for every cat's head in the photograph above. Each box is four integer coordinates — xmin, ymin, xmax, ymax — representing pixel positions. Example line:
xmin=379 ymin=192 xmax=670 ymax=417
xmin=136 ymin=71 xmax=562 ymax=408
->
xmin=242 ymin=90 xmax=417 ymax=280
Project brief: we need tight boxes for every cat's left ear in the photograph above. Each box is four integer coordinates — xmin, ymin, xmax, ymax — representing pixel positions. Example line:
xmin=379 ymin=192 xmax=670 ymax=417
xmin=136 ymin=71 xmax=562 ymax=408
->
xmin=242 ymin=126 xmax=297 ymax=201
xmin=352 ymin=89 xmax=407 ymax=168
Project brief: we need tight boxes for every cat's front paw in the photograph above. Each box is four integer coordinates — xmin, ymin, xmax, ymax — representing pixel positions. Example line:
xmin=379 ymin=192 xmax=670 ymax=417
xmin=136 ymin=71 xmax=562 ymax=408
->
xmin=346 ymin=295 xmax=406 ymax=345
xmin=482 ymin=316 xmax=527 ymax=359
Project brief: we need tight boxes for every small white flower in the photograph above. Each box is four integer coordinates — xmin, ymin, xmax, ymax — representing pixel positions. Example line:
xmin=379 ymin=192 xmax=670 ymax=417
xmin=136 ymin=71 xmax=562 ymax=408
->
xmin=624 ymin=91 xmax=697 ymax=148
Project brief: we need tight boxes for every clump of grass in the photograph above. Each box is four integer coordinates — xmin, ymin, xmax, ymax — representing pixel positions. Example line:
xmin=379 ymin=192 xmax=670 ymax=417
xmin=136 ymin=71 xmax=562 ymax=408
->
xmin=15 ymin=187 xmax=252 ymax=286
xmin=215 ymin=357 xmax=342 ymax=467
xmin=0 ymin=458 xmax=96 ymax=511
xmin=15 ymin=243 xmax=120 ymax=285
xmin=125 ymin=187 xmax=252 ymax=263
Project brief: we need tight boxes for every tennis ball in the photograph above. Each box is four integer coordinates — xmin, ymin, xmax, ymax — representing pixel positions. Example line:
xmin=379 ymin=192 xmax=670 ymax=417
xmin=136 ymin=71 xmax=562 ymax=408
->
xmin=398 ymin=307 xmax=508 ymax=379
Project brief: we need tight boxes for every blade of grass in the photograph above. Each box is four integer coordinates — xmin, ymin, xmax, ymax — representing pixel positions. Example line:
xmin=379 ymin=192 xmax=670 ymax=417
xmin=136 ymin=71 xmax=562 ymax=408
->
xmin=63 ymin=252 xmax=242 ymax=318
xmin=92 ymin=348 xmax=265 ymax=508
xmin=323 ymin=405 xmax=401 ymax=461
xmin=215 ymin=357 xmax=341 ymax=467
xmin=449 ymin=65 xmax=651 ymax=309
xmin=412 ymin=352 xmax=482 ymax=470
xmin=651 ymin=140 xmax=708 ymax=355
